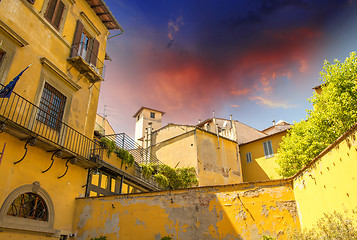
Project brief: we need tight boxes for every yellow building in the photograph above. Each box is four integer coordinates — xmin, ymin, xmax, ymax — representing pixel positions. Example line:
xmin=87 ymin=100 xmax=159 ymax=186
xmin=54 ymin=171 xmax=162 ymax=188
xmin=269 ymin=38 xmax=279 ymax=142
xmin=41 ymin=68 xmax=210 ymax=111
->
xmin=0 ymin=1 xmax=157 ymax=239
xmin=239 ymin=120 xmax=291 ymax=182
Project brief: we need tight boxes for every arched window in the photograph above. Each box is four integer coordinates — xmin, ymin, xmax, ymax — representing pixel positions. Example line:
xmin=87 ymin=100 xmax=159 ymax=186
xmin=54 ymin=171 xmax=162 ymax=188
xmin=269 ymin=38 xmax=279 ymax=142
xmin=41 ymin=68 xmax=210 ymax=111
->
xmin=7 ymin=192 xmax=48 ymax=221
xmin=0 ymin=183 xmax=55 ymax=234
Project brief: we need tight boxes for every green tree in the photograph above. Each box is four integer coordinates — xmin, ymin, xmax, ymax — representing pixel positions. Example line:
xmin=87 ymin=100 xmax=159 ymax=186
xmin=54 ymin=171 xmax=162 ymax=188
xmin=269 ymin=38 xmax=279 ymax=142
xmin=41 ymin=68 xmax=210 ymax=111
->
xmin=278 ymin=52 xmax=357 ymax=177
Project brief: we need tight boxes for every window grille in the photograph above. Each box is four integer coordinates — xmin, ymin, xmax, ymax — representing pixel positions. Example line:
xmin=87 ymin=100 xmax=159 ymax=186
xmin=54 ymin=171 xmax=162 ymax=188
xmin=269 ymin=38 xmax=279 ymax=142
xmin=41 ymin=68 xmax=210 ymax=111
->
xmin=7 ymin=192 xmax=48 ymax=221
xmin=37 ymin=82 xmax=66 ymax=131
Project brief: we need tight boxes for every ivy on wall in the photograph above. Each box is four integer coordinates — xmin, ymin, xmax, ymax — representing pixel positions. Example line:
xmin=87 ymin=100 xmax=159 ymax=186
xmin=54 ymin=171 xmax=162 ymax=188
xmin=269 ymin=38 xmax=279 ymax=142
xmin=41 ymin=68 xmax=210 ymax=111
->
xmin=100 ymin=138 xmax=134 ymax=167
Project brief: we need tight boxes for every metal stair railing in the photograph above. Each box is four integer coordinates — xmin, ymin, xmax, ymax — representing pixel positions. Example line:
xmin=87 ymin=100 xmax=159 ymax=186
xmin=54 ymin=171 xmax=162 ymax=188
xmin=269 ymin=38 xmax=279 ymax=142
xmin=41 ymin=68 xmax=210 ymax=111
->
xmin=103 ymin=133 xmax=164 ymax=167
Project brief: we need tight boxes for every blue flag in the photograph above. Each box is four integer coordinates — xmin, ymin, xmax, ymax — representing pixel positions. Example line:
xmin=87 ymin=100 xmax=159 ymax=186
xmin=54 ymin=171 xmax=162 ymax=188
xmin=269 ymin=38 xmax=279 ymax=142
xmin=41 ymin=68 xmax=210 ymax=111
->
xmin=0 ymin=64 xmax=31 ymax=98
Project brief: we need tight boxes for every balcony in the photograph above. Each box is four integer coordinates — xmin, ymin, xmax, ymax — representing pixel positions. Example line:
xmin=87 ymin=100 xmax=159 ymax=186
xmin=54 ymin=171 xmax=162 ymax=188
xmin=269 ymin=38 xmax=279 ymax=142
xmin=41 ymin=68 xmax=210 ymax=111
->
xmin=0 ymin=84 xmax=101 ymax=168
xmin=98 ymin=133 xmax=164 ymax=191
xmin=67 ymin=42 xmax=105 ymax=83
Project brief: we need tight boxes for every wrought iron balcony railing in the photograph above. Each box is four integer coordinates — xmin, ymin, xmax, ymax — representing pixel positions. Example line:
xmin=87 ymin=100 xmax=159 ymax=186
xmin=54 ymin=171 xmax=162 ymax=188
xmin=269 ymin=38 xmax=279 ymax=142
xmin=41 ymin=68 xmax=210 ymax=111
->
xmin=0 ymin=84 xmax=101 ymax=165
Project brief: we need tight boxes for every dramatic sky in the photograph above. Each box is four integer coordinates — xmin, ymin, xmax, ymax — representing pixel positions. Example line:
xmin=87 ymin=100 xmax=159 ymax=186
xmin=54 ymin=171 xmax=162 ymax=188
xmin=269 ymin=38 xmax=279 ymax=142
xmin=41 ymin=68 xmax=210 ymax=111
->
xmin=98 ymin=0 xmax=357 ymax=138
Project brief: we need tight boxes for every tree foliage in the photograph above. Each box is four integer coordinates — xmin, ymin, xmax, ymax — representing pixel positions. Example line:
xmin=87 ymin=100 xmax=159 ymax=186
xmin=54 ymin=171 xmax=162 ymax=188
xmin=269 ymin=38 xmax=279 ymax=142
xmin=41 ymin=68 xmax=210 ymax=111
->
xmin=139 ymin=163 xmax=198 ymax=190
xmin=278 ymin=52 xmax=357 ymax=177
xmin=288 ymin=210 xmax=357 ymax=240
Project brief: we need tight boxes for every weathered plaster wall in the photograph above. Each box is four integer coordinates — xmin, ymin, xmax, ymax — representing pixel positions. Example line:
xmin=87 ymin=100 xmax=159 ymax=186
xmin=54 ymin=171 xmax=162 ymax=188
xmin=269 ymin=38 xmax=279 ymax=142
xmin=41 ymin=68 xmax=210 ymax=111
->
xmin=152 ymin=124 xmax=196 ymax=145
xmin=196 ymin=130 xmax=242 ymax=186
xmin=240 ymin=132 xmax=285 ymax=182
xmin=0 ymin=133 xmax=87 ymax=238
xmin=73 ymin=180 xmax=299 ymax=240
xmin=151 ymin=130 xmax=198 ymax=169
xmin=293 ymin=125 xmax=357 ymax=230
xmin=0 ymin=0 xmax=109 ymax=139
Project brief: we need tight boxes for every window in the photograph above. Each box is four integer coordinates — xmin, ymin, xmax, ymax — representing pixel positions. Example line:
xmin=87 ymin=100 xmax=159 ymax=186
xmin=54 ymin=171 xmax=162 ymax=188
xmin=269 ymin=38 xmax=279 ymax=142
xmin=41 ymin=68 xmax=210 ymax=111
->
xmin=86 ymin=169 xmax=147 ymax=197
xmin=37 ymin=82 xmax=67 ymax=131
xmin=263 ymin=140 xmax=274 ymax=158
xmin=137 ymin=114 xmax=140 ymax=121
xmin=246 ymin=152 xmax=252 ymax=163
xmin=7 ymin=193 xmax=48 ymax=221
xmin=44 ymin=0 xmax=65 ymax=30
xmin=78 ymin=31 xmax=91 ymax=62
xmin=86 ymin=170 xmax=120 ymax=197
xmin=70 ymin=20 xmax=99 ymax=66
xmin=0 ymin=184 xmax=55 ymax=234
xmin=150 ymin=112 xmax=155 ymax=119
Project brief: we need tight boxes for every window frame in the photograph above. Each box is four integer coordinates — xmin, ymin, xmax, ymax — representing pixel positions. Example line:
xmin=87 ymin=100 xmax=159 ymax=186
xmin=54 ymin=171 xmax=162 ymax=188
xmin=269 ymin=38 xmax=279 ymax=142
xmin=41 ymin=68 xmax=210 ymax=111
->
xmin=37 ymin=82 xmax=67 ymax=131
xmin=41 ymin=0 xmax=69 ymax=33
xmin=70 ymin=20 xmax=100 ymax=67
xmin=246 ymin=152 xmax=252 ymax=163
xmin=44 ymin=0 xmax=66 ymax=30
xmin=0 ymin=184 xmax=55 ymax=234
xmin=263 ymin=140 xmax=274 ymax=158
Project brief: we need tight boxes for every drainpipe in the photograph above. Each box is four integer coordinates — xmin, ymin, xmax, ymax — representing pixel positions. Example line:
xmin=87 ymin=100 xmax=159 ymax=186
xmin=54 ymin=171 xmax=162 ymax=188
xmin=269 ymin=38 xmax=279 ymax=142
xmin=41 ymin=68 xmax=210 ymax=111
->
xmin=107 ymin=27 xmax=124 ymax=40
xmin=216 ymin=123 xmax=220 ymax=149
xmin=147 ymin=123 xmax=152 ymax=164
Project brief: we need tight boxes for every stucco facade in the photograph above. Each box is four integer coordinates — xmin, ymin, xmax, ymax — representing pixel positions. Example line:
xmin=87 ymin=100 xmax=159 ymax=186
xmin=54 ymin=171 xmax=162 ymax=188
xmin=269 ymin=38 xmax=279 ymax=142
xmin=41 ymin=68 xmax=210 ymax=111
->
xmin=239 ymin=131 xmax=287 ymax=182
xmin=149 ymin=126 xmax=243 ymax=187
xmin=0 ymin=0 xmax=121 ymax=238
xmin=73 ymin=180 xmax=300 ymax=240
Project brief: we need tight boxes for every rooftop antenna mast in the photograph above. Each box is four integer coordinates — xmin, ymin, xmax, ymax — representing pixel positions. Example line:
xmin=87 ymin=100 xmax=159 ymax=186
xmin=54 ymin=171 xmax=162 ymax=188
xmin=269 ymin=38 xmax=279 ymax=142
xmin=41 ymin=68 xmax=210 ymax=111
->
xmin=102 ymin=104 xmax=114 ymax=134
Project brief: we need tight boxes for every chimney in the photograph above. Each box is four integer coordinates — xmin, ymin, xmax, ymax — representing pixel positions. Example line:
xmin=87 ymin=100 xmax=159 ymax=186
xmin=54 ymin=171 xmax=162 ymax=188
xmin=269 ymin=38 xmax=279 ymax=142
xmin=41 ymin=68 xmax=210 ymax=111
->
xmin=272 ymin=120 xmax=276 ymax=126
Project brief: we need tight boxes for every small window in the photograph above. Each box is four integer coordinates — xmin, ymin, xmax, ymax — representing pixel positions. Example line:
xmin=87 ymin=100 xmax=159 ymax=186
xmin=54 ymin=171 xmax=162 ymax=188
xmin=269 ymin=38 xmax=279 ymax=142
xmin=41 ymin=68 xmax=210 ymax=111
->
xmin=150 ymin=112 xmax=155 ymax=118
xmin=263 ymin=140 xmax=274 ymax=158
xmin=137 ymin=115 xmax=140 ymax=121
xmin=246 ymin=152 xmax=252 ymax=163
xmin=37 ymin=82 xmax=67 ymax=131
xmin=44 ymin=0 xmax=65 ymax=30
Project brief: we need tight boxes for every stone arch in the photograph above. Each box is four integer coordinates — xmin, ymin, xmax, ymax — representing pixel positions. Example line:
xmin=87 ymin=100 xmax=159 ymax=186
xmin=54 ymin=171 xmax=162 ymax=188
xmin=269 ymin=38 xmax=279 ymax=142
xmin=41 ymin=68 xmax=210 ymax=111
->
xmin=0 ymin=182 xmax=56 ymax=234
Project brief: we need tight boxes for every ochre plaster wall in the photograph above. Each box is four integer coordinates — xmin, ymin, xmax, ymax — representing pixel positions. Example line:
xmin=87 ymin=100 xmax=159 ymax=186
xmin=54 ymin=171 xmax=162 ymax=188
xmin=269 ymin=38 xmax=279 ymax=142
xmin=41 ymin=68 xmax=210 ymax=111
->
xmin=0 ymin=0 xmax=109 ymax=139
xmin=196 ymin=130 xmax=242 ymax=186
xmin=240 ymin=132 xmax=285 ymax=182
xmin=152 ymin=124 xmax=195 ymax=145
xmin=151 ymin=130 xmax=198 ymax=169
xmin=0 ymin=133 xmax=87 ymax=238
xmin=73 ymin=180 xmax=300 ymax=240
xmin=293 ymin=126 xmax=357 ymax=230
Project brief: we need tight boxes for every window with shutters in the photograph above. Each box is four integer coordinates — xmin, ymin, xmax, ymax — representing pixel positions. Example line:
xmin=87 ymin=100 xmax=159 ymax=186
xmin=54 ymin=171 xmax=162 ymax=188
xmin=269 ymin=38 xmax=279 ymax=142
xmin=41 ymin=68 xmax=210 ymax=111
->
xmin=263 ymin=140 xmax=274 ymax=158
xmin=44 ymin=0 xmax=66 ymax=30
xmin=68 ymin=20 xmax=103 ymax=82
xmin=70 ymin=20 xmax=99 ymax=67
